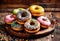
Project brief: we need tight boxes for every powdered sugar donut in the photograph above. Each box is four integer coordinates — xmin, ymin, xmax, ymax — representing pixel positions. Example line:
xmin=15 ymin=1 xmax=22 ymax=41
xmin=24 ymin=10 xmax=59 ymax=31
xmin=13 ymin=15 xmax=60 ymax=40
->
xmin=4 ymin=14 xmax=15 ymax=24
xmin=37 ymin=16 xmax=51 ymax=28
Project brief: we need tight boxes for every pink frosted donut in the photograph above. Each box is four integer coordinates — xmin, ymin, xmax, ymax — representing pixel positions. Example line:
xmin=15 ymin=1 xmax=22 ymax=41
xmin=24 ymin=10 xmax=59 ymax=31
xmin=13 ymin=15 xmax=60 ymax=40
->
xmin=37 ymin=16 xmax=51 ymax=26
xmin=4 ymin=14 xmax=15 ymax=24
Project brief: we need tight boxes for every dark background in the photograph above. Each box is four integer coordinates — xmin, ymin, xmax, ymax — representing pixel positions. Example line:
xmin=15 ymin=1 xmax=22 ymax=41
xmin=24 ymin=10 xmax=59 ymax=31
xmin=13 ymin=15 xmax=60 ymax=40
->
xmin=0 ymin=0 xmax=60 ymax=8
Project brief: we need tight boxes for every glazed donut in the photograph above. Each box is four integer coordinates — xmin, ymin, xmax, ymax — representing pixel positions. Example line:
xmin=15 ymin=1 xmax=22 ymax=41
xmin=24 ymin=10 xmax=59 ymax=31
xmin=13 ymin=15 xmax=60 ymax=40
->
xmin=12 ymin=9 xmax=20 ymax=15
xmin=37 ymin=16 xmax=51 ymax=28
xmin=12 ymin=8 xmax=22 ymax=18
xmin=29 ymin=5 xmax=44 ymax=16
xmin=24 ymin=19 xmax=40 ymax=33
xmin=4 ymin=14 xmax=15 ymax=24
xmin=17 ymin=9 xmax=31 ymax=24
xmin=11 ymin=21 xmax=23 ymax=31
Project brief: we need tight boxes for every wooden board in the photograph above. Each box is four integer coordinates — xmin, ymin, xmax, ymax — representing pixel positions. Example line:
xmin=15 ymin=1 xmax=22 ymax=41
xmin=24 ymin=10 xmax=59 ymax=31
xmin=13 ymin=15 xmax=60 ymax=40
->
xmin=5 ymin=24 xmax=55 ymax=39
xmin=0 ymin=10 xmax=55 ymax=39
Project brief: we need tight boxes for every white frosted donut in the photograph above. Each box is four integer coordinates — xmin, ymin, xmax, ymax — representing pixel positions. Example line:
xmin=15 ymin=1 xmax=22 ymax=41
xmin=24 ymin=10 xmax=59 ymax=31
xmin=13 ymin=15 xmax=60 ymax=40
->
xmin=37 ymin=16 xmax=51 ymax=26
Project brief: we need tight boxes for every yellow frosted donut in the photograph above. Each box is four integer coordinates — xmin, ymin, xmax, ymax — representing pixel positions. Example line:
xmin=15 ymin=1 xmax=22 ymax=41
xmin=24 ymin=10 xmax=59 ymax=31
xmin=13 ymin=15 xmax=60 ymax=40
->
xmin=29 ymin=5 xmax=44 ymax=16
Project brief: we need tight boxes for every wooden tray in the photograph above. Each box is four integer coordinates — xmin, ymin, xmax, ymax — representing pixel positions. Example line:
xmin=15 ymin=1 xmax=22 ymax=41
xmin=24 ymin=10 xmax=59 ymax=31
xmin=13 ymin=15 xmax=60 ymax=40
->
xmin=4 ymin=24 xmax=55 ymax=39
xmin=5 ymin=14 xmax=55 ymax=39
xmin=0 ymin=11 xmax=55 ymax=39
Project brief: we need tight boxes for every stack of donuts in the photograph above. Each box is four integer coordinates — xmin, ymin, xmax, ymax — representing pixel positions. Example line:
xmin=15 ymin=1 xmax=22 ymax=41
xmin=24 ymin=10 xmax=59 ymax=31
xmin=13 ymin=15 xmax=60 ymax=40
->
xmin=4 ymin=5 xmax=51 ymax=33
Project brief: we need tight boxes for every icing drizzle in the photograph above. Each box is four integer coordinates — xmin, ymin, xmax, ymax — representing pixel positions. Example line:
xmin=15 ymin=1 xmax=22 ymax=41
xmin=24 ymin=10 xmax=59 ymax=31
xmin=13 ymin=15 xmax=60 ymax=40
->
xmin=24 ymin=19 xmax=40 ymax=29
xmin=11 ymin=21 xmax=22 ymax=28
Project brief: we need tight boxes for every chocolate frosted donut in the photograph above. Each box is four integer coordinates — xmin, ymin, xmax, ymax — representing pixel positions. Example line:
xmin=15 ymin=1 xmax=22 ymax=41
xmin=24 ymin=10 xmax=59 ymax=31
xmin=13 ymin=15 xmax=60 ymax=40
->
xmin=17 ymin=9 xmax=31 ymax=24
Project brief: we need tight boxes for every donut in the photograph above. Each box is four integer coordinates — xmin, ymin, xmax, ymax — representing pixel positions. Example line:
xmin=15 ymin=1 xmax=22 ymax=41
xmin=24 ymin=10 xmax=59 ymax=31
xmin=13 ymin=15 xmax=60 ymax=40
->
xmin=12 ymin=8 xmax=23 ymax=17
xmin=24 ymin=19 xmax=40 ymax=33
xmin=11 ymin=21 xmax=23 ymax=31
xmin=12 ymin=9 xmax=20 ymax=15
xmin=37 ymin=16 xmax=51 ymax=28
xmin=17 ymin=9 xmax=31 ymax=24
xmin=29 ymin=5 xmax=44 ymax=16
xmin=4 ymin=14 xmax=15 ymax=24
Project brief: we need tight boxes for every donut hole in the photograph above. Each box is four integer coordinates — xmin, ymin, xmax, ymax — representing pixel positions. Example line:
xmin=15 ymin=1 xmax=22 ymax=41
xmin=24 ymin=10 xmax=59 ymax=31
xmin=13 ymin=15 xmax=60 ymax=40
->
xmin=30 ymin=22 xmax=35 ymax=25
xmin=15 ymin=22 xmax=18 ymax=24
xmin=35 ymin=7 xmax=39 ymax=10
xmin=10 ymin=15 xmax=14 ymax=18
xmin=21 ymin=12 xmax=27 ymax=17
xmin=42 ymin=18 xmax=47 ymax=21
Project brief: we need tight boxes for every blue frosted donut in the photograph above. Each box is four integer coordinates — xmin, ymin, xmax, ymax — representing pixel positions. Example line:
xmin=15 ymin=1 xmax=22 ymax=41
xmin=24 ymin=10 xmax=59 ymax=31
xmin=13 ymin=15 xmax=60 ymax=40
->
xmin=11 ymin=21 xmax=23 ymax=31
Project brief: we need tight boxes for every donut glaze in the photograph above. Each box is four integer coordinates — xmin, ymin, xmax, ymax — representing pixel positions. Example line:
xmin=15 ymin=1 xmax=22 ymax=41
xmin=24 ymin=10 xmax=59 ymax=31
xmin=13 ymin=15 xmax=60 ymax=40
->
xmin=37 ymin=16 xmax=51 ymax=26
xmin=4 ymin=14 xmax=15 ymax=24
xmin=11 ymin=21 xmax=23 ymax=31
xmin=17 ymin=9 xmax=31 ymax=24
xmin=24 ymin=19 xmax=40 ymax=33
xmin=12 ymin=9 xmax=20 ymax=15
xmin=24 ymin=19 xmax=40 ymax=30
xmin=29 ymin=5 xmax=44 ymax=12
xmin=29 ymin=5 xmax=44 ymax=16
